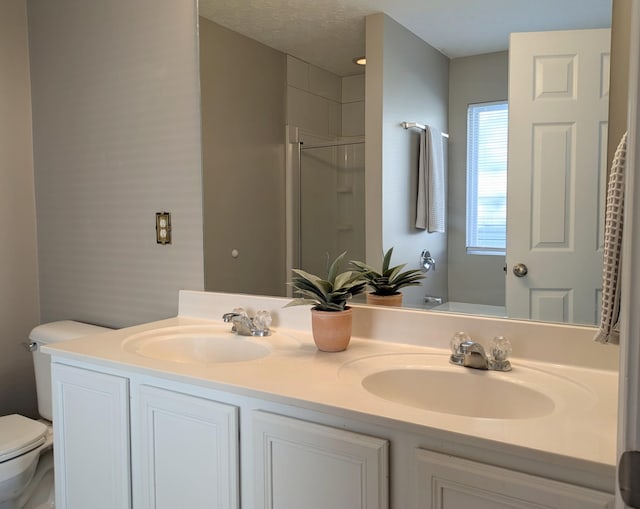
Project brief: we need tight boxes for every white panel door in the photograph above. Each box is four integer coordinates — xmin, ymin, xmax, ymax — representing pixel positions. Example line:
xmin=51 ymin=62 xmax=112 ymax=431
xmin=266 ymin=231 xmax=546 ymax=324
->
xmin=415 ymin=448 xmax=613 ymax=509
xmin=132 ymin=384 xmax=239 ymax=509
xmin=251 ymin=411 xmax=388 ymax=509
xmin=617 ymin=3 xmax=640 ymax=507
xmin=506 ymin=29 xmax=610 ymax=324
xmin=52 ymin=363 xmax=131 ymax=509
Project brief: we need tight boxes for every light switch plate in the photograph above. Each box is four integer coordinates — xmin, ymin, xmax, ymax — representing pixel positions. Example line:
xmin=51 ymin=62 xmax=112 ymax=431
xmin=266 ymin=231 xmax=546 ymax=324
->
xmin=156 ymin=212 xmax=171 ymax=244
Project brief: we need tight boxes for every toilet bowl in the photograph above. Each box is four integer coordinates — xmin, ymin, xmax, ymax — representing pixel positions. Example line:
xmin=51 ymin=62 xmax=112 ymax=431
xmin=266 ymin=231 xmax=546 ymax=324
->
xmin=0 ymin=321 xmax=110 ymax=509
xmin=0 ymin=415 xmax=52 ymax=509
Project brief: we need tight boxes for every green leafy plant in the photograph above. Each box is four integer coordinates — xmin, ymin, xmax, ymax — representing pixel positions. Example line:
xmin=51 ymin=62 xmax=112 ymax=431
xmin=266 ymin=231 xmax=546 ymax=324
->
xmin=350 ymin=248 xmax=425 ymax=296
xmin=286 ymin=252 xmax=368 ymax=311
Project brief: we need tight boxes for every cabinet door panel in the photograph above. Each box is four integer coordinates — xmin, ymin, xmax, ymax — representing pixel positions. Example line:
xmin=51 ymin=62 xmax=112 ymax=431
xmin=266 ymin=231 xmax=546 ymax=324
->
xmin=134 ymin=385 xmax=239 ymax=509
xmin=52 ymin=363 xmax=131 ymax=509
xmin=251 ymin=411 xmax=388 ymax=509
xmin=415 ymin=448 xmax=613 ymax=509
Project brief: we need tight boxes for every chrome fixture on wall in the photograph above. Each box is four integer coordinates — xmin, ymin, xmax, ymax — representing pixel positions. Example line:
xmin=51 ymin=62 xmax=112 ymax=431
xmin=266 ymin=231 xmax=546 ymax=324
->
xmin=420 ymin=250 xmax=436 ymax=272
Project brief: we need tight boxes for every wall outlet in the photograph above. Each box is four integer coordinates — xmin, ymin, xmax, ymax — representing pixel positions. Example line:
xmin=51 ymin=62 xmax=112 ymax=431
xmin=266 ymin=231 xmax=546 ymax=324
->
xmin=156 ymin=212 xmax=171 ymax=244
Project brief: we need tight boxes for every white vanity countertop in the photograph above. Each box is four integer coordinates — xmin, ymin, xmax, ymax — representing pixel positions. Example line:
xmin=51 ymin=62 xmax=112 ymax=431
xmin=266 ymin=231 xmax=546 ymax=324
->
xmin=44 ymin=310 xmax=618 ymax=475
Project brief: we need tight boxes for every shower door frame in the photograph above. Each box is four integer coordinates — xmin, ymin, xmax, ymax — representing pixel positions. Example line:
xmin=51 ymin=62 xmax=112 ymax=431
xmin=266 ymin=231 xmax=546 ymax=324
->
xmin=285 ymin=125 xmax=365 ymax=295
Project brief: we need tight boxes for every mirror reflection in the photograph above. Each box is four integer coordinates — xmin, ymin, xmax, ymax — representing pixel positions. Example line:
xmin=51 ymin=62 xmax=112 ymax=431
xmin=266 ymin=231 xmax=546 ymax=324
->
xmin=198 ymin=0 xmax=613 ymax=327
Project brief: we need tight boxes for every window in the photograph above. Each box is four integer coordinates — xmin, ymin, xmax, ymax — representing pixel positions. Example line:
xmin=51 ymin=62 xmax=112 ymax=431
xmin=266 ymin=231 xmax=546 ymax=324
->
xmin=466 ymin=101 xmax=508 ymax=255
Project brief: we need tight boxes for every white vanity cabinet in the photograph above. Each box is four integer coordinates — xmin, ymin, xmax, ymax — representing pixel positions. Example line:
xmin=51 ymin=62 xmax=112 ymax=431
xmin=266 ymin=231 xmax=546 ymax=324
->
xmin=250 ymin=411 xmax=388 ymax=509
xmin=51 ymin=361 xmax=388 ymax=509
xmin=51 ymin=359 xmax=613 ymax=509
xmin=51 ymin=363 xmax=240 ymax=509
xmin=52 ymin=363 xmax=131 ymax=509
xmin=415 ymin=449 xmax=614 ymax=509
xmin=131 ymin=384 xmax=239 ymax=509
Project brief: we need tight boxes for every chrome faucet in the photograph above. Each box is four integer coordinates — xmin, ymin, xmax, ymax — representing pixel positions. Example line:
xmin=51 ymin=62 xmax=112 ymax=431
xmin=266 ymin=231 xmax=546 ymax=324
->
xmin=222 ymin=308 xmax=272 ymax=337
xmin=449 ymin=333 xmax=512 ymax=371
xmin=460 ymin=340 xmax=490 ymax=369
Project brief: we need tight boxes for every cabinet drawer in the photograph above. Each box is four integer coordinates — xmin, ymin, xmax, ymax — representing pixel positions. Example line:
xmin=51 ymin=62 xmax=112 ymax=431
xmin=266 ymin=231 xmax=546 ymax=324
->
xmin=415 ymin=448 xmax=613 ymax=509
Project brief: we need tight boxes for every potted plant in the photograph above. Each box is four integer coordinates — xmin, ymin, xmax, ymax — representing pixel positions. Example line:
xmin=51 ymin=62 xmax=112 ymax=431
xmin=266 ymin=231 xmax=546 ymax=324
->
xmin=350 ymin=248 xmax=425 ymax=307
xmin=286 ymin=252 xmax=368 ymax=352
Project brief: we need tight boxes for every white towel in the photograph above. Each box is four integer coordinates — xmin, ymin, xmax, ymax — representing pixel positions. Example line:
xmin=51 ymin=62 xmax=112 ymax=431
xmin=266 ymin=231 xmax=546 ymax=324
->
xmin=416 ymin=126 xmax=446 ymax=232
xmin=594 ymin=131 xmax=627 ymax=345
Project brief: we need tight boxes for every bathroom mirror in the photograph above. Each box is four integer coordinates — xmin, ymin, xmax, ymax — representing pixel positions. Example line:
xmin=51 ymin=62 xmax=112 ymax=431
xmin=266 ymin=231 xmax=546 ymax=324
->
xmin=198 ymin=0 xmax=613 ymax=327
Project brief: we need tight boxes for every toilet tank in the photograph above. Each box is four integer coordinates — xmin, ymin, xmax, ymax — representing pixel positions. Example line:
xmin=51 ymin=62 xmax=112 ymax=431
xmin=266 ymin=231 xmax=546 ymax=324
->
xmin=29 ymin=320 xmax=112 ymax=420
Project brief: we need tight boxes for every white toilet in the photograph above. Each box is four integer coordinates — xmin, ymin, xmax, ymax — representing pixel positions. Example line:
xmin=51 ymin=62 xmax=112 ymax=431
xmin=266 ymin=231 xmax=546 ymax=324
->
xmin=0 ymin=321 xmax=110 ymax=509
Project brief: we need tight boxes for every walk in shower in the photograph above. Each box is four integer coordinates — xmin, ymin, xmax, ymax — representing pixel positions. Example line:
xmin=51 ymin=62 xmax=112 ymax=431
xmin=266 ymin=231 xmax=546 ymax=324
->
xmin=288 ymin=134 xmax=365 ymax=280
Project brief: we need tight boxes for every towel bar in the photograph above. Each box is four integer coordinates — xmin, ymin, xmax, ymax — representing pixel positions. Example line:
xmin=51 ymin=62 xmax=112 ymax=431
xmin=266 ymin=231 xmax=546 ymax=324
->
xmin=401 ymin=121 xmax=449 ymax=139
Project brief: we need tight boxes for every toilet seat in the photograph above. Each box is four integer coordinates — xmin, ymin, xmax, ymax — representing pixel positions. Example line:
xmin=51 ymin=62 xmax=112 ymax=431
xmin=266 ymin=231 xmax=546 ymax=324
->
xmin=0 ymin=415 xmax=47 ymax=463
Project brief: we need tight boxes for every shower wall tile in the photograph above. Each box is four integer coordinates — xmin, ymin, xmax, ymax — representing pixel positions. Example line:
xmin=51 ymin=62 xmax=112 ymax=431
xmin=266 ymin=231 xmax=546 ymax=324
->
xmin=328 ymin=100 xmax=342 ymax=137
xmin=309 ymin=65 xmax=342 ymax=102
xmin=287 ymin=55 xmax=309 ymax=90
xmin=342 ymin=74 xmax=365 ymax=103
xmin=287 ymin=57 xmax=362 ymax=138
xmin=342 ymin=101 xmax=365 ymax=136
xmin=288 ymin=86 xmax=338 ymax=137
xmin=287 ymin=54 xmax=341 ymax=103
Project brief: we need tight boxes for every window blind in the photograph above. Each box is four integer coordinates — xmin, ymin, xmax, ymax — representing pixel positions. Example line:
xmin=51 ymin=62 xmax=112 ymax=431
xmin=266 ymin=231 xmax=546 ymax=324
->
xmin=466 ymin=101 xmax=509 ymax=255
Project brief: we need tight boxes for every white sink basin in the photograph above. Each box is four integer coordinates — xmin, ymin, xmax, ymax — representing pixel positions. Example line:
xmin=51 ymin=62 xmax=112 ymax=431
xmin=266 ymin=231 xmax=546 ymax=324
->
xmin=362 ymin=368 xmax=553 ymax=419
xmin=340 ymin=353 xmax=595 ymax=420
xmin=122 ymin=325 xmax=272 ymax=364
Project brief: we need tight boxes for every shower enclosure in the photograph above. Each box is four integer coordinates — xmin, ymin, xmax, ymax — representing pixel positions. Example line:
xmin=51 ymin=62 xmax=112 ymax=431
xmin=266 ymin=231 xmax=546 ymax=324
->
xmin=287 ymin=132 xmax=365 ymax=282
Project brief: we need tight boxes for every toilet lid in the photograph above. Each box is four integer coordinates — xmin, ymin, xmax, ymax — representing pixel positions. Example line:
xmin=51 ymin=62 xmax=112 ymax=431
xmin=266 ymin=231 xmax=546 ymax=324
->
xmin=0 ymin=414 xmax=48 ymax=463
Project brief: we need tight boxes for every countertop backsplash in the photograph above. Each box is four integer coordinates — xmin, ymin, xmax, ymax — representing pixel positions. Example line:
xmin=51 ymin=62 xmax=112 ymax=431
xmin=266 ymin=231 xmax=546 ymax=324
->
xmin=177 ymin=290 xmax=618 ymax=371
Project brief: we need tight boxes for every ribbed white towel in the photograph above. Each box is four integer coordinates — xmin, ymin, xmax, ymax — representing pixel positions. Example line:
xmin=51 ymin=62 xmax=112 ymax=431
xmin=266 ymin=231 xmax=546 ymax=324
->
xmin=416 ymin=126 xmax=446 ymax=232
xmin=594 ymin=131 xmax=627 ymax=345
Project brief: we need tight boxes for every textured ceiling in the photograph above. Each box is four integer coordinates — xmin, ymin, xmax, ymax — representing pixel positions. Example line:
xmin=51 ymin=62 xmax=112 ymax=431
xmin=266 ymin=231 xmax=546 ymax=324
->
xmin=199 ymin=0 xmax=612 ymax=76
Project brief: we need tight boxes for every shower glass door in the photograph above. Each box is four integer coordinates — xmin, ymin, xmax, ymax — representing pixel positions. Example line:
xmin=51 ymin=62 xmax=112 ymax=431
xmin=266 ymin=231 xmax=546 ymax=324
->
xmin=298 ymin=141 xmax=365 ymax=277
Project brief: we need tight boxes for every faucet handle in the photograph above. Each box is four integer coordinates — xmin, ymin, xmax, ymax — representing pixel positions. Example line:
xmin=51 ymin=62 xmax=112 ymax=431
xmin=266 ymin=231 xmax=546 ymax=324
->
xmin=450 ymin=331 xmax=471 ymax=355
xmin=489 ymin=336 xmax=511 ymax=361
xmin=488 ymin=336 xmax=512 ymax=371
xmin=253 ymin=310 xmax=272 ymax=333
xmin=449 ymin=331 xmax=471 ymax=365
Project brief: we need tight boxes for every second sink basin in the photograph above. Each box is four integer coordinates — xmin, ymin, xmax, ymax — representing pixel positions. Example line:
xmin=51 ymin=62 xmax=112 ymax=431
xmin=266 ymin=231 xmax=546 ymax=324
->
xmin=362 ymin=368 xmax=553 ymax=419
xmin=340 ymin=353 xmax=595 ymax=420
xmin=122 ymin=325 xmax=272 ymax=364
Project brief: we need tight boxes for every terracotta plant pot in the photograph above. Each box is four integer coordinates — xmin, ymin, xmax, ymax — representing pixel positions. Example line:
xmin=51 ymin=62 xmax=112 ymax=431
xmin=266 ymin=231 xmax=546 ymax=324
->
xmin=310 ymin=307 xmax=353 ymax=352
xmin=366 ymin=292 xmax=403 ymax=307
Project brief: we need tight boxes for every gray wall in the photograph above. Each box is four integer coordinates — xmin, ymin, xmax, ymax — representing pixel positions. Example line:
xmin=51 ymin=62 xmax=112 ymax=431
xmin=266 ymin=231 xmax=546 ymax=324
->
xmin=447 ymin=52 xmax=508 ymax=306
xmin=200 ymin=18 xmax=286 ymax=296
xmin=0 ymin=0 xmax=39 ymax=417
xmin=366 ymin=13 xmax=449 ymax=308
xmin=28 ymin=0 xmax=204 ymax=328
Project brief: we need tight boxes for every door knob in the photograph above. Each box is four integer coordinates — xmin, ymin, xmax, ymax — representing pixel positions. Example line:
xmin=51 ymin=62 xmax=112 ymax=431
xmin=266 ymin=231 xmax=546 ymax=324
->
xmin=512 ymin=263 xmax=528 ymax=277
